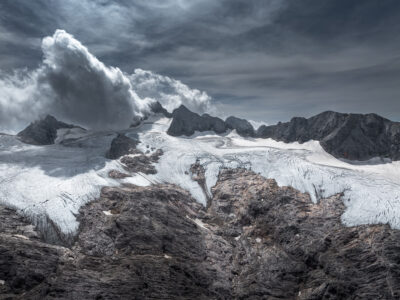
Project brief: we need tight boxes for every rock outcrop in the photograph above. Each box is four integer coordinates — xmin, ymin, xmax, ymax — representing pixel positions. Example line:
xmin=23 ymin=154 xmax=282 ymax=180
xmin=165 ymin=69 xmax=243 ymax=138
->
xmin=166 ymin=106 xmax=400 ymax=161
xmin=106 ymin=133 xmax=163 ymax=175
xmin=1 ymin=168 xmax=399 ymax=299
xmin=167 ymin=105 xmax=227 ymax=136
xmin=17 ymin=115 xmax=79 ymax=145
xmin=225 ymin=116 xmax=255 ymax=137
xmin=105 ymin=133 xmax=140 ymax=159
xmin=150 ymin=101 xmax=172 ymax=118
xmin=257 ymin=111 xmax=400 ymax=160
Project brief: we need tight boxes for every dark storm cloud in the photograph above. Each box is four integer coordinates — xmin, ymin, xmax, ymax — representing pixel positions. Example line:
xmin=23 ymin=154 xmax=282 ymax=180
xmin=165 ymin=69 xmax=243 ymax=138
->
xmin=0 ymin=0 xmax=400 ymax=124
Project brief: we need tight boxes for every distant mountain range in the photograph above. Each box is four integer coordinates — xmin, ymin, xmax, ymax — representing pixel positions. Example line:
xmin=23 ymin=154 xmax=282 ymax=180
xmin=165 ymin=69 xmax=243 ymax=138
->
xmin=18 ymin=104 xmax=400 ymax=162
xmin=2 ymin=103 xmax=400 ymax=298
xmin=165 ymin=104 xmax=400 ymax=161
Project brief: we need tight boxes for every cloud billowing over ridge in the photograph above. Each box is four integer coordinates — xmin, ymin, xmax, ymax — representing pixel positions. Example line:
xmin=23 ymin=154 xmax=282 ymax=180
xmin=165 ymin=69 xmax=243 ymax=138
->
xmin=0 ymin=30 xmax=212 ymax=133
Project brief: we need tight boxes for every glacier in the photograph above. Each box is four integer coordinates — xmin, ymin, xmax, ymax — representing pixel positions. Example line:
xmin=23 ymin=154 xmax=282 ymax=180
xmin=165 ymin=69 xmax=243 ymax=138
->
xmin=0 ymin=114 xmax=400 ymax=235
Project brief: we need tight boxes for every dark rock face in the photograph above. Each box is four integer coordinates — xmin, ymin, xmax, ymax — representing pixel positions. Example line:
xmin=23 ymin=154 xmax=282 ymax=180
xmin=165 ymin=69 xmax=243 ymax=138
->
xmin=167 ymin=105 xmax=228 ymax=136
xmin=257 ymin=111 xmax=400 ymax=160
xmin=166 ymin=105 xmax=400 ymax=161
xmin=225 ymin=116 xmax=255 ymax=137
xmin=106 ymin=132 xmax=163 ymax=174
xmin=106 ymin=133 xmax=140 ymax=159
xmin=190 ymin=159 xmax=211 ymax=207
xmin=17 ymin=115 xmax=78 ymax=145
xmin=210 ymin=169 xmax=400 ymax=299
xmin=150 ymin=101 xmax=172 ymax=118
xmin=1 ymin=169 xmax=399 ymax=299
xmin=0 ymin=206 xmax=67 ymax=298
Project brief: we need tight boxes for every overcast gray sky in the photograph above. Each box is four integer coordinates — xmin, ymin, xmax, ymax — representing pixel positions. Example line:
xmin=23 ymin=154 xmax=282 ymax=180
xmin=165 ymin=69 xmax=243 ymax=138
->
xmin=1 ymin=0 xmax=400 ymax=123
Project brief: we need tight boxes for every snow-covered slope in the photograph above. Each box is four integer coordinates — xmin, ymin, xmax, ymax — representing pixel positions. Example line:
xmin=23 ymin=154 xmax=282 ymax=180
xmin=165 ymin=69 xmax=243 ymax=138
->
xmin=1 ymin=115 xmax=400 ymax=235
xmin=133 ymin=116 xmax=400 ymax=229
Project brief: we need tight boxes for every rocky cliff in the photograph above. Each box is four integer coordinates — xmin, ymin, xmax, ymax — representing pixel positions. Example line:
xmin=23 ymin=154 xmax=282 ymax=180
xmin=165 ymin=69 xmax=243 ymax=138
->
xmin=1 ymin=168 xmax=399 ymax=299
xmin=167 ymin=105 xmax=227 ymax=136
xmin=225 ymin=116 xmax=255 ymax=137
xmin=257 ymin=111 xmax=400 ymax=161
xmin=17 ymin=115 xmax=81 ymax=145
xmin=166 ymin=105 xmax=400 ymax=161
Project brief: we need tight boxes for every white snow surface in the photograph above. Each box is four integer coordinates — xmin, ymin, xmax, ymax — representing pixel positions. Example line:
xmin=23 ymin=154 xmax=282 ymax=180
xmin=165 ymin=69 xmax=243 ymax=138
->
xmin=1 ymin=114 xmax=400 ymax=234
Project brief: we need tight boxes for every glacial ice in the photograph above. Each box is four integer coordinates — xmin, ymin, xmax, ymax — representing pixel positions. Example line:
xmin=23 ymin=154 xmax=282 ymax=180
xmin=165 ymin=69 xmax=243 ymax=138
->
xmin=0 ymin=115 xmax=400 ymax=235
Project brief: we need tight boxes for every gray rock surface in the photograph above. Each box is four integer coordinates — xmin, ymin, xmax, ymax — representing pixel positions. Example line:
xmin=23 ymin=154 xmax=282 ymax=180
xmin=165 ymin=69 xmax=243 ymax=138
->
xmin=167 ymin=105 xmax=227 ymax=136
xmin=257 ymin=111 xmax=400 ymax=160
xmin=17 ymin=115 xmax=79 ymax=145
xmin=150 ymin=101 xmax=172 ymax=118
xmin=1 ymin=168 xmax=399 ymax=299
xmin=225 ymin=116 xmax=255 ymax=137
xmin=105 ymin=133 xmax=140 ymax=159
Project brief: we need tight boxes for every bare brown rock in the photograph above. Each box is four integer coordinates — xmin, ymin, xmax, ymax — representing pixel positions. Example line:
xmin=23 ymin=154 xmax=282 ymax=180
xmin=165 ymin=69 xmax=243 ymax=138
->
xmin=1 ymin=169 xmax=399 ymax=299
xmin=108 ymin=169 xmax=131 ymax=179
xmin=119 ymin=148 xmax=163 ymax=175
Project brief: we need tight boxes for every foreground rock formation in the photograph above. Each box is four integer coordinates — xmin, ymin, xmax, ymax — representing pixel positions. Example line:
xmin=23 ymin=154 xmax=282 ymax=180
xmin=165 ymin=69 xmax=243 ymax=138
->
xmin=1 ymin=169 xmax=399 ymax=299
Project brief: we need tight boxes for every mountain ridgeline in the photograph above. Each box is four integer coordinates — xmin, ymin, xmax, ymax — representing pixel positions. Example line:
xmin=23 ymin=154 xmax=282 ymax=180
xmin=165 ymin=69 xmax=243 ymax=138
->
xmin=166 ymin=105 xmax=400 ymax=161
xmin=15 ymin=103 xmax=400 ymax=161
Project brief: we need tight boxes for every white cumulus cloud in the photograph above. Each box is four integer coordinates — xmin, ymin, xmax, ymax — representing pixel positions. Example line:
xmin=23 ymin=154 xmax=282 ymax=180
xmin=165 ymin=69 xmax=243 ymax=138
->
xmin=0 ymin=30 xmax=213 ymax=133
xmin=130 ymin=69 xmax=212 ymax=114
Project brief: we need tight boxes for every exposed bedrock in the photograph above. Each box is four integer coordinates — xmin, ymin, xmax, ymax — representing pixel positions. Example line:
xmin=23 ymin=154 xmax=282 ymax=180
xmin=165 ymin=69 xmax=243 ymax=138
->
xmin=17 ymin=115 xmax=82 ymax=145
xmin=225 ymin=116 xmax=255 ymax=137
xmin=167 ymin=105 xmax=228 ymax=136
xmin=166 ymin=105 xmax=400 ymax=161
xmin=1 ymin=169 xmax=399 ymax=299
xmin=257 ymin=111 xmax=400 ymax=161
xmin=105 ymin=133 xmax=140 ymax=159
xmin=106 ymin=133 xmax=163 ymax=175
xmin=150 ymin=101 xmax=173 ymax=118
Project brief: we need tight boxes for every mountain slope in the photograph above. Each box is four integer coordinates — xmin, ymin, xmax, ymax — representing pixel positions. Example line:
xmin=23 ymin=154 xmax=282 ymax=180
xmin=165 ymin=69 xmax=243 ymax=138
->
xmin=257 ymin=111 xmax=400 ymax=160
xmin=165 ymin=106 xmax=400 ymax=161
xmin=17 ymin=115 xmax=82 ymax=145
xmin=1 ymin=169 xmax=399 ymax=299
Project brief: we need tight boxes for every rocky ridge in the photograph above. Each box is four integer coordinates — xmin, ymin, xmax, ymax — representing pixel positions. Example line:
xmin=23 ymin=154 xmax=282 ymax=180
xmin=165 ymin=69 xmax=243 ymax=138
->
xmin=106 ymin=132 xmax=164 ymax=175
xmin=17 ymin=115 xmax=83 ymax=145
xmin=105 ymin=133 xmax=140 ymax=160
xmin=1 ymin=168 xmax=399 ymax=299
xmin=166 ymin=105 xmax=400 ymax=161
xmin=17 ymin=107 xmax=400 ymax=161
xmin=257 ymin=111 xmax=400 ymax=161
xmin=167 ymin=105 xmax=228 ymax=136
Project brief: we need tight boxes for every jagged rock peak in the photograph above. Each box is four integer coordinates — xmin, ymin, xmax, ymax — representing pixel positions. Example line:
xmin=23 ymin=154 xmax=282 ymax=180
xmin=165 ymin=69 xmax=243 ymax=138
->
xmin=150 ymin=101 xmax=172 ymax=118
xmin=257 ymin=111 xmax=400 ymax=161
xmin=17 ymin=115 xmax=81 ymax=145
xmin=167 ymin=105 xmax=228 ymax=136
xmin=225 ymin=116 xmax=255 ymax=137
